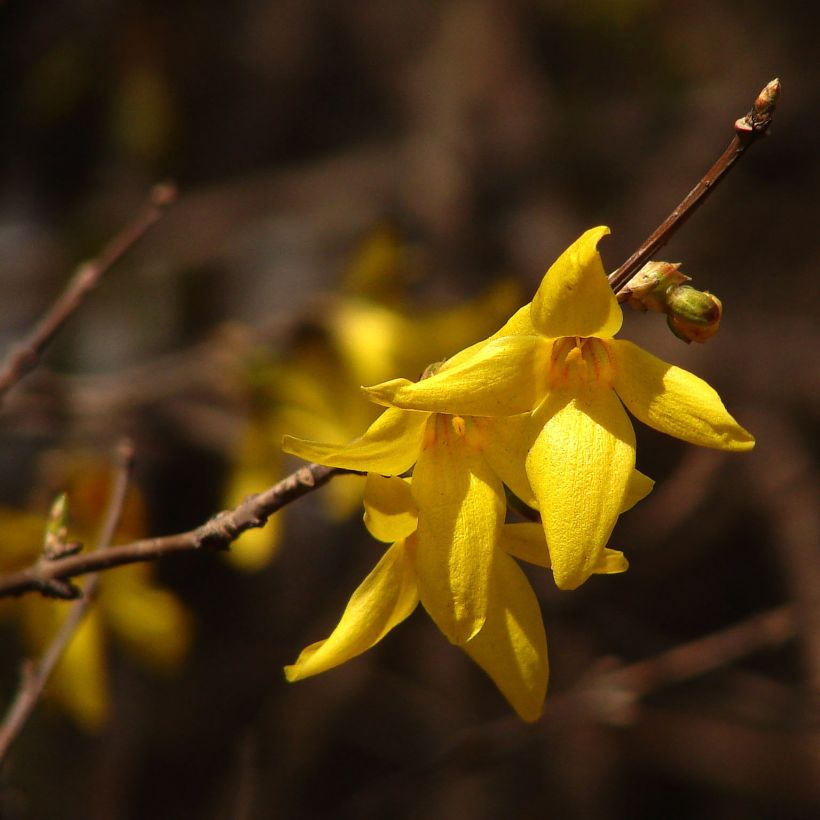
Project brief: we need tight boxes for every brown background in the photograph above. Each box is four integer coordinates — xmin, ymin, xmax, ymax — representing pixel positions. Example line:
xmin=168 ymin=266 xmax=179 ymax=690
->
xmin=0 ymin=1 xmax=817 ymax=818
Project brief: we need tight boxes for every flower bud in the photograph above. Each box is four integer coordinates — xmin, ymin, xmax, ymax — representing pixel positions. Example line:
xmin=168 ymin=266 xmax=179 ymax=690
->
xmin=665 ymin=286 xmax=723 ymax=344
xmin=625 ymin=261 xmax=690 ymax=314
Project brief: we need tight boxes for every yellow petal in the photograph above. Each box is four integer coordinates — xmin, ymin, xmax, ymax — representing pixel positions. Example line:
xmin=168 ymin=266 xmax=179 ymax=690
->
xmin=498 ymin=522 xmax=551 ymax=566
xmin=595 ymin=548 xmax=630 ymax=574
xmin=499 ymin=523 xmax=628 ymax=574
xmin=364 ymin=336 xmax=552 ymax=417
xmin=412 ymin=415 xmax=505 ymax=644
xmin=223 ymin=457 xmax=284 ymax=571
xmin=284 ymin=539 xmax=418 ymax=681
xmin=530 ymin=227 xmax=622 ymax=339
xmin=102 ymin=565 xmax=192 ymax=671
xmin=621 ymin=469 xmax=654 ymax=513
xmin=363 ymin=474 xmax=418 ymax=543
xmin=477 ymin=414 xmax=539 ymax=508
xmin=443 ymin=302 xmax=537 ymax=370
xmin=611 ymin=340 xmax=755 ymax=451
xmin=55 ymin=610 xmax=109 ymax=730
xmin=462 ymin=551 xmax=548 ymax=722
xmin=526 ymin=387 xmax=635 ymax=590
xmin=282 ymin=407 xmax=429 ymax=474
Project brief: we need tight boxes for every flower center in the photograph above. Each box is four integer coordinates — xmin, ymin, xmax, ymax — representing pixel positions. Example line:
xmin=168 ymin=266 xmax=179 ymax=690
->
xmin=548 ymin=337 xmax=614 ymax=389
xmin=422 ymin=413 xmax=482 ymax=451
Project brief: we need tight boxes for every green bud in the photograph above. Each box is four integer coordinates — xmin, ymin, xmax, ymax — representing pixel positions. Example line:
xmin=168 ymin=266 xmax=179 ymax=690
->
xmin=665 ymin=287 xmax=723 ymax=344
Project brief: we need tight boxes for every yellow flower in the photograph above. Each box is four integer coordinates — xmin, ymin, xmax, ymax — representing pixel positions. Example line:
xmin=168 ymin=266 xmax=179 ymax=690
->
xmin=0 ymin=460 xmax=191 ymax=730
xmin=364 ymin=227 xmax=755 ymax=590
xmin=283 ymin=406 xmax=645 ymax=719
xmin=285 ymin=472 xmax=555 ymax=719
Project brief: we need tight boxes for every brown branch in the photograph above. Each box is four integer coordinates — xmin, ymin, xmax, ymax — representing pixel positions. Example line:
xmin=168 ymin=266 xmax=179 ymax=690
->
xmin=0 ymin=463 xmax=352 ymax=600
xmin=610 ymin=78 xmax=780 ymax=298
xmin=580 ymin=604 xmax=796 ymax=724
xmin=0 ymin=183 xmax=177 ymax=402
xmin=0 ymin=440 xmax=135 ymax=764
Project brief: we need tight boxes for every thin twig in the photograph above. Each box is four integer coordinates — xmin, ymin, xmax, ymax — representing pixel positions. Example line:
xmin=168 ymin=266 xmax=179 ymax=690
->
xmin=0 ymin=183 xmax=177 ymax=402
xmin=581 ymin=604 xmax=796 ymax=724
xmin=0 ymin=463 xmax=353 ymax=599
xmin=0 ymin=440 xmax=136 ymax=764
xmin=610 ymin=78 xmax=780 ymax=298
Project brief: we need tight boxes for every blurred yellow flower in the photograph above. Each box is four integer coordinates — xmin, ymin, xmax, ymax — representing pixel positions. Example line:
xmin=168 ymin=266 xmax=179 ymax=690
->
xmin=0 ymin=456 xmax=191 ymax=730
xmin=224 ymin=223 xmax=520 ymax=570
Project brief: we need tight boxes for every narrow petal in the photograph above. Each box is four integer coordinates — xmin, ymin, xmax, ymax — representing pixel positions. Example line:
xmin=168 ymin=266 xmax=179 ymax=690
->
xmin=621 ymin=469 xmax=654 ymax=513
xmin=499 ymin=523 xmax=628 ymax=574
xmin=612 ymin=340 xmax=755 ymax=451
xmin=441 ymin=302 xmax=537 ymax=372
xmin=282 ymin=407 xmax=428 ymax=474
xmin=284 ymin=539 xmax=418 ymax=681
xmin=462 ymin=551 xmax=548 ymax=722
xmin=363 ymin=474 xmax=418 ymax=543
xmin=412 ymin=415 xmax=505 ymax=644
xmin=476 ymin=414 xmax=539 ymax=509
xmin=364 ymin=336 xmax=551 ymax=417
xmin=526 ymin=387 xmax=635 ymax=590
xmin=530 ymin=227 xmax=622 ymax=339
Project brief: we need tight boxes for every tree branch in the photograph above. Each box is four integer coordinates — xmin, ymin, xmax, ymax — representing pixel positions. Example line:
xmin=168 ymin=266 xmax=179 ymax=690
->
xmin=0 ymin=183 xmax=177 ymax=402
xmin=0 ymin=440 xmax=135 ymax=764
xmin=610 ymin=78 xmax=780 ymax=297
xmin=0 ymin=463 xmax=352 ymax=599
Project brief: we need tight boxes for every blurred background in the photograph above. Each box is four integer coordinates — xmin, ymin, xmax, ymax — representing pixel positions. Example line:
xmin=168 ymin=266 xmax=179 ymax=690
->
xmin=0 ymin=1 xmax=817 ymax=818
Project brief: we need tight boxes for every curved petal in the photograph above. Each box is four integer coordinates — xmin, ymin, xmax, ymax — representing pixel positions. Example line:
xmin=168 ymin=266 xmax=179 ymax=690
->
xmin=530 ymin=227 xmax=622 ymax=339
xmin=364 ymin=336 xmax=551 ymax=417
xmin=476 ymin=414 xmax=539 ymax=509
xmin=363 ymin=474 xmax=418 ymax=543
xmin=462 ymin=550 xmax=548 ymax=722
xmin=621 ymin=469 xmax=654 ymax=513
xmin=526 ymin=387 xmax=636 ymax=590
xmin=611 ymin=340 xmax=755 ymax=451
xmin=282 ymin=407 xmax=428 ymax=474
xmin=284 ymin=539 xmax=419 ymax=681
xmin=441 ymin=302 xmax=537 ymax=372
xmin=413 ymin=415 xmax=505 ymax=644
xmin=499 ymin=523 xmax=628 ymax=575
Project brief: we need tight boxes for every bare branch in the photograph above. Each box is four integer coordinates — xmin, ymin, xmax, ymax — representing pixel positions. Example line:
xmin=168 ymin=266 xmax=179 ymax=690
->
xmin=610 ymin=78 xmax=780 ymax=297
xmin=0 ymin=440 xmax=136 ymax=764
xmin=0 ymin=463 xmax=353 ymax=599
xmin=0 ymin=183 xmax=177 ymax=402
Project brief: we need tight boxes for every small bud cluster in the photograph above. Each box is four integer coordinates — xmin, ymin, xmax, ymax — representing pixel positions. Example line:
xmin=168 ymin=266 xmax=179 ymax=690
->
xmin=624 ymin=261 xmax=723 ymax=344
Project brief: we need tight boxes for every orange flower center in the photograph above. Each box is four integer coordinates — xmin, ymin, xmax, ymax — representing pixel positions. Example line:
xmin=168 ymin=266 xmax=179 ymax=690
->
xmin=548 ymin=337 xmax=614 ymax=390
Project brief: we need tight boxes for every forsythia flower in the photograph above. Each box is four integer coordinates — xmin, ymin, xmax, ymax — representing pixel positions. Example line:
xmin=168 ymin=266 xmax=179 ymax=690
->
xmin=0 ymin=459 xmax=191 ymax=729
xmin=283 ymin=404 xmax=650 ymax=718
xmin=364 ymin=227 xmax=755 ymax=589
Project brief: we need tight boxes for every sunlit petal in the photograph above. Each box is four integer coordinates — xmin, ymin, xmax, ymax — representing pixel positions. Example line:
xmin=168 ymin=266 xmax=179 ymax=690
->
xmin=612 ymin=340 xmax=755 ymax=451
xmin=463 ymin=550 xmax=548 ymax=722
xmin=526 ymin=387 xmax=635 ymax=589
xmin=284 ymin=539 xmax=419 ymax=681
xmin=621 ymin=469 xmax=654 ymax=513
xmin=363 ymin=474 xmax=418 ymax=543
xmin=364 ymin=336 xmax=551 ymax=417
xmin=412 ymin=416 xmax=505 ymax=644
xmin=282 ymin=407 xmax=429 ymax=474
xmin=103 ymin=566 xmax=192 ymax=670
xmin=530 ymin=227 xmax=622 ymax=339
xmin=476 ymin=414 xmax=539 ymax=509
xmin=499 ymin=522 xmax=628 ymax=575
